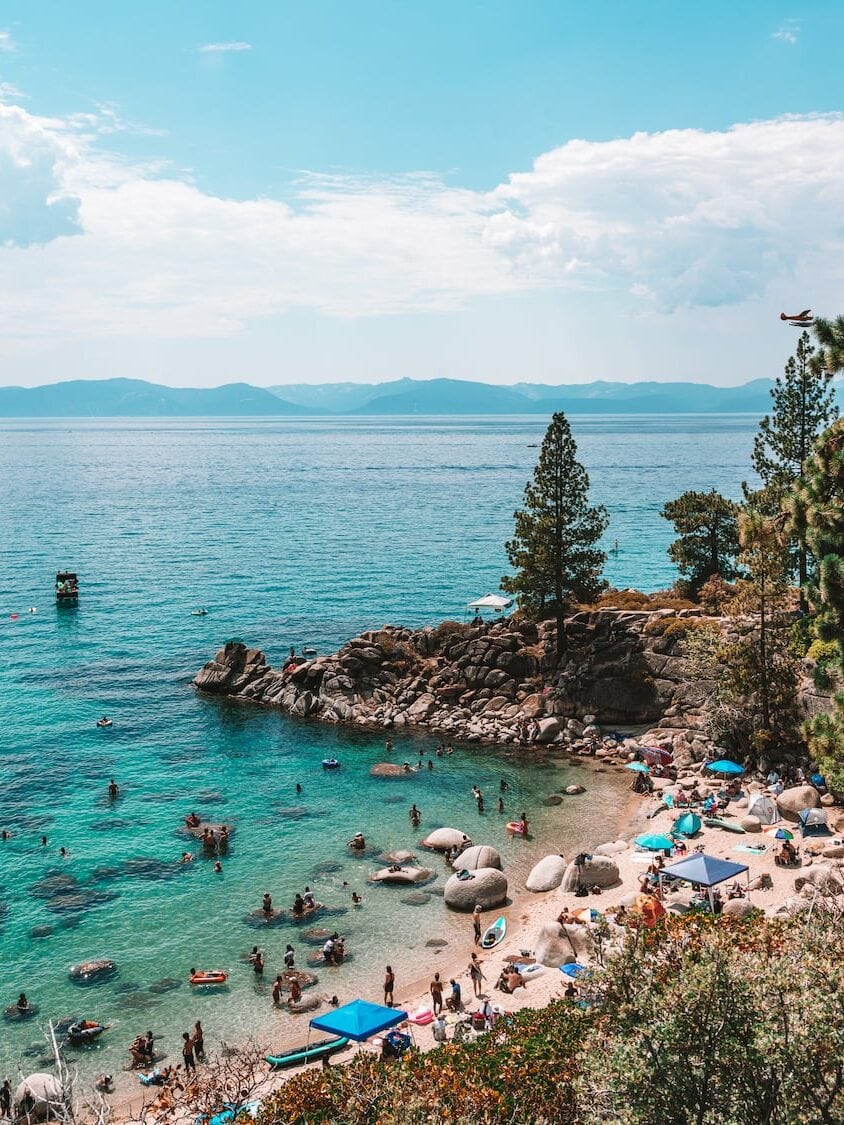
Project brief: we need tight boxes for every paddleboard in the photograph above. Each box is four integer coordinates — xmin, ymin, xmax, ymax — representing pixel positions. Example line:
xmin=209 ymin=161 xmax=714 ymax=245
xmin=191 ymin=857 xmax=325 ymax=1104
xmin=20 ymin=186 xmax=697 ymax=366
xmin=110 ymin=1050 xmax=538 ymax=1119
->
xmin=481 ymin=915 xmax=507 ymax=949
xmin=703 ymin=817 xmax=746 ymax=834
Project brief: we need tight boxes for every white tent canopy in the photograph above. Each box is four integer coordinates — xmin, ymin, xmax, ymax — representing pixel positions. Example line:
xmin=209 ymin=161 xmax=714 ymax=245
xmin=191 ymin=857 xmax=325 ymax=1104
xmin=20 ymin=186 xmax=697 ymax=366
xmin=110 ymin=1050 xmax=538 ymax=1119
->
xmin=466 ymin=594 xmax=513 ymax=611
xmin=747 ymin=794 xmax=779 ymax=825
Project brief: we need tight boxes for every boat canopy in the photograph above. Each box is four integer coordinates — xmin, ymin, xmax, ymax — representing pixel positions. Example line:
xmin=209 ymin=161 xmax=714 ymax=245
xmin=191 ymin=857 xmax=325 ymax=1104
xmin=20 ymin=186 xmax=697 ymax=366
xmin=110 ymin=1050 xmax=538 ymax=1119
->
xmin=466 ymin=594 xmax=512 ymax=611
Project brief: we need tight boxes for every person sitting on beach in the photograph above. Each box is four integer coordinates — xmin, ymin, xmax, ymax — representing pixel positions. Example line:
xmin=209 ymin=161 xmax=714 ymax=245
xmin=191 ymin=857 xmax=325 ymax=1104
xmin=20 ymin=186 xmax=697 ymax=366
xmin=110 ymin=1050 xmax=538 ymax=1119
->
xmin=445 ymin=978 xmax=462 ymax=1011
xmin=505 ymin=969 xmax=526 ymax=993
xmin=292 ymin=893 xmax=305 ymax=915
xmin=432 ymin=1014 xmax=447 ymax=1042
xmin=185 ymin=813 xmax=201 ymax=829
xmin=557 ymin=907 xmax=574 ymax=925
xmin=388 ymin=864 xmax=403 ymax=873
xmin=303 ymin=886 xmax=316 ymax=909
xmin=614 ymin=905 xmax=628 ymax=926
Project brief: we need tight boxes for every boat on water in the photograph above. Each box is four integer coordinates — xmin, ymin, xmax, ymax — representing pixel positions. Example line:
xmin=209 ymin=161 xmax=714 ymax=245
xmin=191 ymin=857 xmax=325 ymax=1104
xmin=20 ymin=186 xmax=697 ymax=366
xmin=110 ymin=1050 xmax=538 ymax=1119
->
xmin=189 ymin=970 xmax=228 ymax=986
xmin=481 ymin=915 xmax=507 ymax=949
xmin=67 ymin=1019 xmax=108 ymax=1045
xmin=322 ymin=758 xmax=340 ymax=770
xmin=266 ymin=1035 xmax=350 ymax=1070
xmin=191 ymin=608 xmax=209 ymax=617
xmin=56 ymin=571 xmax=78 ymax=604
xmin=96 ymin=717 xmax=113 ymax=729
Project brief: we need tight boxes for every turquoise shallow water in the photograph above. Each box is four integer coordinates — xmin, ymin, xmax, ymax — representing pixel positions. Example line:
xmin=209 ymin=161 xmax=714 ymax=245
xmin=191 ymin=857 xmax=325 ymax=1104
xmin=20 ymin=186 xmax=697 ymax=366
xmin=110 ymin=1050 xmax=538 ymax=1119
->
xmin=0 ymin=414 xmax=755 ymax=1079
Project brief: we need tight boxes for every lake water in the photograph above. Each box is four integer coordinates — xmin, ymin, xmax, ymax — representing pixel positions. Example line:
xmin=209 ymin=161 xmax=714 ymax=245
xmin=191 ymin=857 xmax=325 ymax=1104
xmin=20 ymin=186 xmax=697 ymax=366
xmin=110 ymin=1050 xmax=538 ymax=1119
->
xmin=0 ymin=414 xmax=756 ymax=1080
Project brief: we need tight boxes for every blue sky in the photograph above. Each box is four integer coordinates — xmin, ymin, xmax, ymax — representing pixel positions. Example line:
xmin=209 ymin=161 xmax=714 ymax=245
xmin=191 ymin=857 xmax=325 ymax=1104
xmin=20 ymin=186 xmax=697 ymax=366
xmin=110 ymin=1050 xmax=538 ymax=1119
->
xmin=0 ymin=2 xmax=842 ymax=386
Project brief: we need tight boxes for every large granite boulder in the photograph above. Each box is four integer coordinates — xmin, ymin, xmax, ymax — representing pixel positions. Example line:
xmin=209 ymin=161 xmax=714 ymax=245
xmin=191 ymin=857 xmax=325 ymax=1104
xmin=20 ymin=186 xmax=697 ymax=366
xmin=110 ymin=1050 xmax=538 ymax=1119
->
xmin=777 ymin=785 xmax=821 ymax=822
xmin=443 ymin=867 xmax=507 ymax=912
xmin=370 ymin=762 xmax=406 ymax=778
xmin=454 ymin=845 xmax=502 ymax=872
xmin=739 ymin=816 xmax=762 ymax=833
xmin=593 ymin=841 xmax=628 ymax=857
xmin=535 ymin=718 xmax=561 ymax=743
xmin=533 ymin=923 xmax=571 ymax=967
xmin=721 ymin=898 xmax=755 ymax=918
xmin=423 ymin=828 xmax=471 ymax=852
xmin=369 ymin=866 xmax=431 ymax=885
xmin=560 ymin=855 xmax=620 ymax=892
xmin=794 ymin=865 xmax=843 ymax=894
xmin=525 ymin=854 xmax=567 ymax=892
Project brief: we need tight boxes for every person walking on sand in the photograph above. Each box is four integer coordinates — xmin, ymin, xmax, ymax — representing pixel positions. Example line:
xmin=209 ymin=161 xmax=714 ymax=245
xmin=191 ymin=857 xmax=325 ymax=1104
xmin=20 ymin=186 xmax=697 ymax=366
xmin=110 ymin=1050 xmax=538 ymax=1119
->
xmin=469 ymin=953 xmax=486 ymax=997
xmin=472 ymin=904 xmax=482 ymax=944
xmin=0 ymin=1078 xmax=11 ymax=1119
xmin=384 ymin=965 xmax=395 ymax=1007
xmin=181 ymin=1032 xmax=195 ymax=1073
xmin=430 ymin=971 xmax=444 ymax=1015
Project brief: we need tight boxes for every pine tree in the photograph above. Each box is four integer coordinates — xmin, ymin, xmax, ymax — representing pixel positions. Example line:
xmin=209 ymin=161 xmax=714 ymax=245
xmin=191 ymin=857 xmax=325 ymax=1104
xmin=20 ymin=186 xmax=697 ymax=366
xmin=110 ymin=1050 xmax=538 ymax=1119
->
xmin=790 ymin=418 xmax=844 ymax=789
xmin=813 ymin=314 xmax=844 ymax=376
xmin=723 ymin=512 xmax=800 ymax=758
xmin=743 ymin=330 xmax=837 ymax=606
xmin=661 ymin=490 xmax=740 ymax=598
xmin=502 ymin=412 xmax=608 ymax=659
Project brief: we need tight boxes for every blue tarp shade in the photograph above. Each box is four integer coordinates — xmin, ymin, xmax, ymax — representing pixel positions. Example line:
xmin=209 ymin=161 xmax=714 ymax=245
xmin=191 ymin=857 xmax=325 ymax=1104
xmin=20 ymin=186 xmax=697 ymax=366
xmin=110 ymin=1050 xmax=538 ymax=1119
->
xmin=310 ymin=999 xmax=408 ymax=1042
xmin=660 ymin=852 xmax=750 ymax=913
xmin=661 ymin=853 xmax=748 ymax=886
xmin=559 ymin=963 xmax=587 ymax=977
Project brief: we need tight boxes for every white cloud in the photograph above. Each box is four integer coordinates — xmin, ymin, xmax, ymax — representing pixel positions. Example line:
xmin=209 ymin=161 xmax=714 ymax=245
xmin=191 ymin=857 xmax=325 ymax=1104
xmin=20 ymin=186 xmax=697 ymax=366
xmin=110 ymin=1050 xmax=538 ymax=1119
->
xmin=772 ymin=20 xmax=799 ymax=44
xmin=0 ymin=29 xmax=15 ymax=52
xmin=0 ymin=81 xmax=24 ymax=100
xmin=0 ymin=105 xmax=842 ymax=348
xmin=197 ymin=41 xmax=252 ymax=54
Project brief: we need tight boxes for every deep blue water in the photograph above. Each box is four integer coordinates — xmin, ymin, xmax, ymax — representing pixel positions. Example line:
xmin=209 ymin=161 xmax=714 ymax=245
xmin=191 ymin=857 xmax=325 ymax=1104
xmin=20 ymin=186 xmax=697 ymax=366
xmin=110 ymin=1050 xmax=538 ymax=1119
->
xmin=0 ymin=414 xmax=755 ymax=1079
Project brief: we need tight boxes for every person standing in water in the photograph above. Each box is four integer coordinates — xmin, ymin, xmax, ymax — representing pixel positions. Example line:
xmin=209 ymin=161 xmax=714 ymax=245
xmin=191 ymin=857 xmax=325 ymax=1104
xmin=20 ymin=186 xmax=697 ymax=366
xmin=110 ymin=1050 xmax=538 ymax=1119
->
xmin=384 ymin=965 xmax=395 ymax=1007
xmin=192 ymin=1021 xmax=204 ymax=1060
xmin=108 ymin=779 xmax=120 ymax=799
xmin=181 ymin=1031 xmax=195 ymax=1073
xmin=284 ymin=944 xmax=295 ymax=969
xmin=262 ymin=892 xmax=272 ymax=916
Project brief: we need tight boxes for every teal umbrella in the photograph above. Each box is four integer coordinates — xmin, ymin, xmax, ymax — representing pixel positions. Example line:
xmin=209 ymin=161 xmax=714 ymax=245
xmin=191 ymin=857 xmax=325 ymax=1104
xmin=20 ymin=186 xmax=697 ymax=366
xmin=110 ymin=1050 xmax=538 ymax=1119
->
xmin=635 ymin=833 xmax=674 ymax=851
xmin=705 ymin=759 xmax=744 ymax=776
xmin=672 ymin=812 xmax=702 ymax=837
xmin=625 ymin=762 xmax=651 ymax=773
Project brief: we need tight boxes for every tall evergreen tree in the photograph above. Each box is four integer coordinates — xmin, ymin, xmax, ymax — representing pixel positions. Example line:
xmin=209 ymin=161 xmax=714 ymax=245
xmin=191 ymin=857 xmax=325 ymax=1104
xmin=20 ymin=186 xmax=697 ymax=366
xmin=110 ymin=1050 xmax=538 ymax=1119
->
xmin=743 ymin=330 xmax=837 ymax=606
xmin=813 ymin=314 xmax=844 ymax=375
xmin=661 ymin=490 xmax=740 ymax=598
xmin=724 ymin=512 xmax=801 ymax=757
xmin=503 ymin=412 xmax=608 ymax=659
xmin=790 ymin=418 xmax=844 ymax=789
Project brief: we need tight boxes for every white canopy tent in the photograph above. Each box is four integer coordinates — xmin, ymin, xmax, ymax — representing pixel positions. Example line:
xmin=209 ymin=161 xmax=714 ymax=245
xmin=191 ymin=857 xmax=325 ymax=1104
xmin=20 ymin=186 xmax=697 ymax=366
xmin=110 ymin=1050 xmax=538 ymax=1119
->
xmin=466 ymin=594 xmax=513 ymax=613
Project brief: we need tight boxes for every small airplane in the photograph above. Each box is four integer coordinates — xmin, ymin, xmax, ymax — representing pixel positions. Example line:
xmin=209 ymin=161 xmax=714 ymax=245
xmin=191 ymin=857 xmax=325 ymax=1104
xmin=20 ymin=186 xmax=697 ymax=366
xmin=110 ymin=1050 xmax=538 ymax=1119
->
xmin=780 ymin=309 xmax=814 ymax=326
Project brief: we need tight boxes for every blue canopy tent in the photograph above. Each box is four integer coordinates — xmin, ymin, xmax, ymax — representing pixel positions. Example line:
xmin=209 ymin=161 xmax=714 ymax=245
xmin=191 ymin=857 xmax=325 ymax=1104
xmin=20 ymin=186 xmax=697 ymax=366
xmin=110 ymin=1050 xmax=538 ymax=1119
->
xmin=310 ymin=999 xmax=408 ymax=1043
xmin=659 ymin=852 xmax=749 ymax=912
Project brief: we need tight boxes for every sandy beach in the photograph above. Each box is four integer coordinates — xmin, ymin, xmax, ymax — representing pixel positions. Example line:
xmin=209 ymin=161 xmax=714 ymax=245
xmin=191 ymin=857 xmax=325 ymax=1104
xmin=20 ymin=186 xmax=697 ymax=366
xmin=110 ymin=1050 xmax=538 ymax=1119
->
xmin=106 ymin=757 xmax=844 ymax=1123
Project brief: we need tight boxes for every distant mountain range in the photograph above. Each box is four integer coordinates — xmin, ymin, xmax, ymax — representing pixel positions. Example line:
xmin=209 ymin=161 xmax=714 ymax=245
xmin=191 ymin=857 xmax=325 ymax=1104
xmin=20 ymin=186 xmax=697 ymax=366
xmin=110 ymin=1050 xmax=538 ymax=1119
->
xmin=0 ymin=375 xmax=796 ymax=417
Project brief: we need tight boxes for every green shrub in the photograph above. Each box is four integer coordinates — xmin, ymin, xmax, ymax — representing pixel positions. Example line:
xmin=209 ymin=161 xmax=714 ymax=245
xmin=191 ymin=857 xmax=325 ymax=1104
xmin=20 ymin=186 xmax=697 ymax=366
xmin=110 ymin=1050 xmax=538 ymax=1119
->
xmin=807 ymin=638 xmax=839 ymax=664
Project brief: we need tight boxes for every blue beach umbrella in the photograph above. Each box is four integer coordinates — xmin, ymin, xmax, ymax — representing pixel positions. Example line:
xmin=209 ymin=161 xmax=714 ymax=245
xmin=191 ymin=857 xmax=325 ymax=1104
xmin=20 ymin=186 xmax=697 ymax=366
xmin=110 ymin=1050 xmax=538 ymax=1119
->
xmin=625 ymin=762 xmax=651 ymax=773
xmin=672 ymin=812 xmax=702 ymax=837
xmin=705 ymin=759 xmax=744 ymax=776
xmin=635 ymin=833 xmax=675 ymax=851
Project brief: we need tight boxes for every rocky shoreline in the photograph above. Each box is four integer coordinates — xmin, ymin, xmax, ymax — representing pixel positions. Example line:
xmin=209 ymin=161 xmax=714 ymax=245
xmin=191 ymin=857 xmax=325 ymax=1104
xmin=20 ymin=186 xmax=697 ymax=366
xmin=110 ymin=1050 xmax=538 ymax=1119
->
xmin=194 ymin=608 xmax=823 ymax=767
